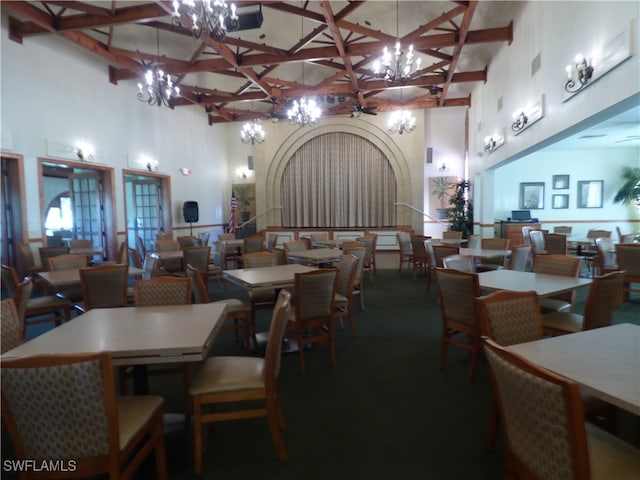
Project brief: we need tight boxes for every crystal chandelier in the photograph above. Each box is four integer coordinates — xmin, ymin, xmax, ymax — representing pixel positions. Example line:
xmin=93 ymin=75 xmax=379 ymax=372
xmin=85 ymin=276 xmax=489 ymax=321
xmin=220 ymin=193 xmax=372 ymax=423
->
xmin=287 ymin=97 xmax=321 ymax=127
xmin=240 ymin=119 xmax=265 ymax=145
xmin=137 ymin=32 xmax=180 ymax=107
xmin=172 ymin=0 xmax=239 ymax=40
xmin=387 ymin=110 xmax=416 ymax=135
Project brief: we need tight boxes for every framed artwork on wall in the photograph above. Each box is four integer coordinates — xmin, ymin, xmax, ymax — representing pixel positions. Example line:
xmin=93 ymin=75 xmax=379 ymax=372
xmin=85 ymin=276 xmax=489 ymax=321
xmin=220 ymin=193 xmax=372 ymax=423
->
xmin=520 ymin=182 xmax=545 ymax=209
xmin=552 ymin=175 xmax=569 ymax=189
xmin=552 ymin=194 xmax=569 ymax=209
xmin=577 ymin=180 xmax=603 ymax=208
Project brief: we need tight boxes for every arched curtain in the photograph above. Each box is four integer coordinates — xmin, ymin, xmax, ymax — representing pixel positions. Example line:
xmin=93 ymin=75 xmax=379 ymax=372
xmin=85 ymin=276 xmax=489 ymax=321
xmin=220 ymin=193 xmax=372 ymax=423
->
xmin=281 ymin=132 xmax=397 ymax=227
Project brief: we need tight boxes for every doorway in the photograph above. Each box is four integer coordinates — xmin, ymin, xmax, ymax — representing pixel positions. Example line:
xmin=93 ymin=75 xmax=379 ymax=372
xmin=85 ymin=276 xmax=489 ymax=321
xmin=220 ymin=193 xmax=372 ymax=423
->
xmin=1 ymin=153 xmax=26 ymax=272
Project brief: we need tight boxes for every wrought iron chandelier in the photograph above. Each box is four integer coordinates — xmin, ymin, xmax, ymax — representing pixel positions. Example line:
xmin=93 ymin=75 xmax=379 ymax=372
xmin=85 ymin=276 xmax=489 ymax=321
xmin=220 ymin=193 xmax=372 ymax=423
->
xmin=240 ymin=119 xmax=265 ymax=145
xmin=387 ymin=110 xmax=416 ymax=135
xmin=172 ymin=0 xmax=239 ymax=40
xmin=287 ymin=97 xmax=321 ymax=127
xmin=373 ymin=1 xmax=421 ymax=84
xmin=137 ymin=32 xmax=180 ymax=107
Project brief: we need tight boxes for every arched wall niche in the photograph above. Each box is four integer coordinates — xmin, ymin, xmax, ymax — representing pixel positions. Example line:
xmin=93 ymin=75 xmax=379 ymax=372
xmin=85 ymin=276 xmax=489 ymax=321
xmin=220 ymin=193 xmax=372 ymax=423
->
xmin=265 ymin=121 xmax=413 ymax=227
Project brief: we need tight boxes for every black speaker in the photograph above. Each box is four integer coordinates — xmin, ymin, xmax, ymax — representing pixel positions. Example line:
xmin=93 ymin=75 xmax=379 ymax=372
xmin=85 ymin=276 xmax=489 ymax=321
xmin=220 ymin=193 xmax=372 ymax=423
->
xmin=183 ymin=201 xmax=199 ymax=223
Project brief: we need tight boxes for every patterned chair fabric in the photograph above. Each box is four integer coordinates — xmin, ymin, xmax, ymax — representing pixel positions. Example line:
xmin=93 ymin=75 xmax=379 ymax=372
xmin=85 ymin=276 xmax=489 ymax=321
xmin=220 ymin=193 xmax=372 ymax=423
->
xmin=69 ymin=239 xmax=92 ymax=249
xmin=442 ymin=230 xmax=463 ymax=240
xmin=356 ymin=235 xmax=376 ymax=280
xmin=431 ymin=245 xmax=459 ymax=268
xmin=156 ymin=231 xmax=173 ymax=241
xmin=243 ymin=236 xmax=264 ymax=254
xmin=288 ymin=269 xmax=338 ymax=374
xmin=80 ymin=264 xmax=129 ymax=310
xmin=1 ymin=299 xmax=23 ymax=354
xmin=410 ymin=235 xmax=431 ymax=279
xmin=243 ymin=251 xmax=278 ymax=268
xmin=476 ymin=237 xmax=510 ymax=271
xmin=333 ymin=253 xmax=359 ymax=338
xmin=342 ymin=246 xmax=366 ymax=310
xmin=12 ymin=278 xmax=33 ymax=326
xmin=442 ymin=254 xmax=475 ymax=273
xmin=397 ymin=232 xmax=413 ymax=272
xmin=616 ymin=244 xmax=640 ymax=301
xmin=1 ymin=352 xmax=167 ymax=479
xmin=134 ymin=277 xmax=192 ymax=306
xmin=177 ymin=235 xmax=199 ymax=248
xmin=17 ymin=243 xmax=42 ymax=278
xmin=434 ymin=267 xmax=482 ymax=382
xmin=182 ymin=247 xmax=211 ymax=277
xmin=532 ymin=254 xmax=581 ymax=314
xmin=508 ymin=244 xmax=532 ymax=271
xmin=217 ymin=233 xmax=235 ymax=241
xmin=48 ymin=254 xmax=87 ymax=271
xmin=38 ymin=246 xmax=70 ymax=272
xmin=543 ymin=233 xmax=568 ymax=255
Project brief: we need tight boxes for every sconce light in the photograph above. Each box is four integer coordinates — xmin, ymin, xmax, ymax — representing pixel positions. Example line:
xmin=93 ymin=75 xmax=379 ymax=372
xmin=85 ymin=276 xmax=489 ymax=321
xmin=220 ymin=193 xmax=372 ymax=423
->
xmin=74 ymin=142 xmax=95 ymax=162
xmin=483 ymin=134 xmax=505 ymax=153
xmin=565 ymin=54 xmax=594 ymax=93
xmin=179 ymin=167 xmax=191 ymax=176
xmin=511 ymin=97 xmax=544 ymax=135
xmin=437 ymin=162 xmax=450 ymax=173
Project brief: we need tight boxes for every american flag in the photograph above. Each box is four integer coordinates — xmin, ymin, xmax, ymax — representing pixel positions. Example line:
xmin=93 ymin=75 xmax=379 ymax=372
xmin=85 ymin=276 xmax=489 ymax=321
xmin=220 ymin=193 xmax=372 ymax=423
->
xmin=227 ymin=192 xmax=238 ymax=233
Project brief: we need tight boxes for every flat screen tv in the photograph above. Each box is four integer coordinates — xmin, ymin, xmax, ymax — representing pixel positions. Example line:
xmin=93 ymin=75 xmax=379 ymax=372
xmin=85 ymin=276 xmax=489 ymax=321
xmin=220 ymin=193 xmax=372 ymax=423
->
xmin=511 ymin=209 xmax=532 ymax=221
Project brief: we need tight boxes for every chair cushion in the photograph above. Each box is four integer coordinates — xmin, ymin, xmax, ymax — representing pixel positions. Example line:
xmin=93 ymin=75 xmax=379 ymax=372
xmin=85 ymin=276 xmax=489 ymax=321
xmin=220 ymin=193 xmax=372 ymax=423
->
xmin=190 ymin=356 xmax=265 ymax=396
xmin=211 ymin=298 xmax=249 ymax=314
xmin=334 ymin=292 xmax=349 ymax=304
xmin=587 ymin=423 xmax=640 ymax=479
xmin=27 ymin=295 xmax=70 ymax=310
xmin=117 ymin=395 xmax=164 ymax=450
xmin=541 ymin=311 xmax=583 ymax=334
xmin=538 ymin=298 xmax=572 ymax=314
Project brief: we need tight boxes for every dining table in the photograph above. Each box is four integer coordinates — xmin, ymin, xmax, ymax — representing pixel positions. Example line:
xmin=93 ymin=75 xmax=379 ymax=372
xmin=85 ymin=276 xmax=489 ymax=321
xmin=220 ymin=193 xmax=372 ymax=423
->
xmin=311 ymin=239 xmax=343 ymax=248
xmin=478 ymin=269 xmax=592 ymax=297
xmin=286 ymin=247 xmax=342 ymax=266
xmin=2 ymin=303 xmax=227 ymax=394
xmin=38 ymin=265 xmax=144 ymax=288
xmin=508 ymin=323 xmax=640 ymax=415
xmin=459 ymin=247 xmax=509 ymax=259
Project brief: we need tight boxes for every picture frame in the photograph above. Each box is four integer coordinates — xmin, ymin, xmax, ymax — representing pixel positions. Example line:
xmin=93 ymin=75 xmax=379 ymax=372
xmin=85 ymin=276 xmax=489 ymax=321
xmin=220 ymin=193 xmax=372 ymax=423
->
xmin=552 ymin=194 xmax=569 ymax=209
xmin=552 ymin=174 xmax=569 ymax=190
xmin=577 ymin=180 xmax=603 ymax=208
xmin=519 ymin=182 xmax=545 ymax=209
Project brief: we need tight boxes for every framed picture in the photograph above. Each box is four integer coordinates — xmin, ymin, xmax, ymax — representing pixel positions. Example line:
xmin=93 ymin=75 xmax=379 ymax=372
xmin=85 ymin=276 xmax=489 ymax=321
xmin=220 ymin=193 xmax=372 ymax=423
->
xmin=577 ymin=180 xmax=603 ymax=208
xmin=552 ymin=194 xmax=569 ymax=209
xmin=520 ymin=182 xmax=545 ymax=209
xmin=552 ymin=174 xmax=569 ymax=190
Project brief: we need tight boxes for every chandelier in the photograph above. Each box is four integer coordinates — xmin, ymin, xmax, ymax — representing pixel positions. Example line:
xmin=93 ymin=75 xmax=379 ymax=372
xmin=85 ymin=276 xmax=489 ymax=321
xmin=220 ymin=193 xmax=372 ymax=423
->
xmin=240 ymin=119 xmax=265 ymax=145
xmin=387 ymin=110 xmax=416 ymax=135
xmin=172 ymin=0 xmax=239 ymax=40
xmin=287 ymin=97 xmax=321 ymax=127
xmin=137 ymin=32 xmax=180 ymax=107
xmin=372 ymin=1 xmax=421 ymax=84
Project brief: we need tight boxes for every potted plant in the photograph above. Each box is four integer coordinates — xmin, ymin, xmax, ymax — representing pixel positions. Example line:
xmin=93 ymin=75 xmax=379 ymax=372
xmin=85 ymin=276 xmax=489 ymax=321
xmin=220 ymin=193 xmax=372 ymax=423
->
xmin=430 ymin=177 xmax=456 ymax=219
xmin=234 ymin=185 xmax=255 ymax=222
xmin=448 ymin=179 xmax=473 ymax=238
xmin=613 ymin=166 xmax=640 ymax=211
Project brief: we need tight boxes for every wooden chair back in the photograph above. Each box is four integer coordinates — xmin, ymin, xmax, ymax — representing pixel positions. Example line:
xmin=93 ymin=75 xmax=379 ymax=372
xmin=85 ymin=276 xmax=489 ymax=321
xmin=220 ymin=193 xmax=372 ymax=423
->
xmin=431 ymin=245 xmax=459 ymax=268
xmin=582 ymin=271 xmax=626 ymax=330
xmin=38 ymin=246 xmax=69 ymax=271
xmin=553 ymin=226 xmax=572 ymax=234
xmin=243 ymin=251 xmax=278 ymax=268
xmin=156 ymin=231 xmax=173 ymax=241
xmin=476 ymin=290 xmax=542 ymax=345
xmin=480 ymin=237 xmax=510 ymax=266
xmin=128 ymin=247 xmax=142 ymax=269
xmin=508 ymin=244 xmax=532 ymax=271
xmin=182 ymin=246 xmax=211 ymax=275
xmin=1 ymin=299 xmax=23 ymax=354
xmin=442 ymin=230 xmax=462 ymax=240
xmin=532 ymin=254 xmax=581 ymax=306
xmin=80 ymin=264 xmax=129 ymax=310
xmin=543 ymin=233 xmax=568 ymax=255
xmin=177 ymin=235 xmax=199 ymax=249
xmin=69 ymin=239 xmax=92 ymax=249
xmin=186 ymin=264 xmax=210 ymax=304
xmin=442 ymin=254 xmax=475 ymax=273
xmin=48 ymin=254 xmax=87 ymax=271
xmin=134 ymin=276 xmax=192 ymax=306
xmin=243 ymin=236 xmax=264 ymax=254
xmin=155 ymin=240 xmax=180 ymax=252
xmin=467 ymin=234 xmax=481 ymax=249
xmin=218 ymin=232 xmax=236 ymax=241
xmin=528 ymin=230 xmax=546 ymax=255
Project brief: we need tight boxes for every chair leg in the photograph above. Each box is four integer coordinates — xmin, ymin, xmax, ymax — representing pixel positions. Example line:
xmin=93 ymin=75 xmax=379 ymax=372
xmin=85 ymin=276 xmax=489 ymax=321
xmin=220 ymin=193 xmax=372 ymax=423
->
xmin=328 ymin=323 xmax=336 ymax=367
xmin=467 ymin=335 xmax=480 ymax=383
xmin=193 ymin=398 xmax=204 ymax=475
xmin=153 ymin=414 xmax=168 ymax=480
xmin=293 ymin=329 xmax=307 ymax=374
xmin=486 ymin=393 xmax=500 ymax=450
xmin=439 ymin=332 xmax=449 ymax=370
xmin=266 ymin=396 xmax=288 ymax=461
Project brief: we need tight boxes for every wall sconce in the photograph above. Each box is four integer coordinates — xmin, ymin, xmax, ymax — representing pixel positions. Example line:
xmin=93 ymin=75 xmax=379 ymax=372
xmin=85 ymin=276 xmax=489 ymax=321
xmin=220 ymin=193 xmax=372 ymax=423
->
xmin=511 ymin=96 xmax=544 ymax=135
xmin=565 ymin=54 xmax=594 ymax=93
xmin=179 ymin=167 xmax=191 ymax=176
xmin=74 ymin=142 xmax=95 ymax=162
xmin=437 ymin=162 xmax=450 ymax=173
xmin=483 ymin=134 xmax=505 ymax=153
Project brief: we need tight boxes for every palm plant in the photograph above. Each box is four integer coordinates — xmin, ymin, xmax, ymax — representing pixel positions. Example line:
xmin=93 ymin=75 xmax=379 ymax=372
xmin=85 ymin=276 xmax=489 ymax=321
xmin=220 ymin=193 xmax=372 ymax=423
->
xmin=448 ymin=180 xmax=473 ymax=238
xmin=613 ymin=166 xmax=640 ymax=211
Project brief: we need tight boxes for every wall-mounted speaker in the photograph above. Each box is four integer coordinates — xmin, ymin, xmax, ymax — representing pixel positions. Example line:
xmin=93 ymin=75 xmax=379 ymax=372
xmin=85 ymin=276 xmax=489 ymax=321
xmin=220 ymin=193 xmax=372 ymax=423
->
xmin=248 ymin=155 xmax=254 ymax=170
xmin=183 ymin=201 xmax=199 ymax=223
xmin=426 ymin=147 xmax=433 ymax=164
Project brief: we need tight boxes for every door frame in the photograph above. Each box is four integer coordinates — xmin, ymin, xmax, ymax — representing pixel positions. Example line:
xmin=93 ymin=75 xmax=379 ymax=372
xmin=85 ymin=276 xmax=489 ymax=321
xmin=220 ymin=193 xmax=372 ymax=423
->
xmin=1 ymin=152 xmax=27 ymax=271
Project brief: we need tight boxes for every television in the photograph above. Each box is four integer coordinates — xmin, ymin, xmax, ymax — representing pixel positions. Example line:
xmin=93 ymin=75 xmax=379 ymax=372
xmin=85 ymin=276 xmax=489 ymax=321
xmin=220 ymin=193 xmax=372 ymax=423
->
xmin=511 ymin=209 xmax=532 ymax=221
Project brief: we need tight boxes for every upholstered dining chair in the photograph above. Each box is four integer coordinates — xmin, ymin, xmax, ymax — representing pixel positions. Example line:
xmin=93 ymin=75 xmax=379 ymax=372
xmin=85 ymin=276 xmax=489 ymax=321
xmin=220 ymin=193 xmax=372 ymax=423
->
xmin=287 ymin=269 xmax=338 ymax=374
xmin=434 ymin=267 xmax=482 ymax=382
xmin=186 ymin=264 xmax=251 ymax=350
xmin=155 ymin=239 xmax=182 ymax=273
xmin=181 ymin=246 xmax=211 ymax=281
xmin=217 ymin=232 xmax=236 ymax=241
xmin=1 ymin=264 xmax=71 ymax=336
xmin=594 ymin=237 xmax=616 ymax=276
xmin=442 ymin=230 xmax=463 ymax=240
xmin=127 ymin=247 xmax=143 ymax=269
xmin=356 ymin=235 xmax=376 ymax=281
xmin=1 ymin=298 xmax=23 ymax=354
xmin=1 ymin=351 xmax=168 ymax=480
xmin=244 ymin=236 xmax=264 ymax=254
xmin=11 ymin=277 xmax=33 ymax=329
xmin=508 ymin=244 xmax=532 ymax=271
xmin=410 ymin=235 xmax=431 ymax=279
xmin=17 ymin=243 xmax=43 ymax=280
xmin=47 ymin=254 xmax=87 ymax=305
xmin=466 ymin=234 xmax=481 ymax=249
xmin=177 ymin=235 xmax=199 ymax=249
xmin=482 ymin=338 xmax=640 ymax=480
xmin=475 ymin=290 xmax=543 ymax=449
xmin=333 ymin=253 xmax=359 ymax=338
xmin=430 ymin=244 xmax=458 ymax=293
xmin=397 ymin=232 xmax=413 ymax=273
xmin=475 ymin=237 xmax=510 ymax=272
xmin=532 ymin=254 xmax=581 ymax=313
xmin=614 ymin=243 xmax=640 ymax=302
xmin=543 ymin=232 xmax=568 ymax=255
xmin=79 ymin=263 xmax=129 ymax=311
xmin=528 ymin=230 xmax=547 ymax=255
xmin=189 ymin=290 xmax=292 ymax=475
xmin=310 ymin=232 xmax=329 ymax=242
xmin=442 ymin=254 xmax=475 ymax=273
xmin=342 ymin=246 xmax=366 ymax=310
xmin=553 ymin=225 xmax=572 ymax=234
xmin=156 ymin=230 xmax=173 ymax=241
xmin=135 ymin=236 xmax=147 ymax=263
xmin=38 ymin=246 xmax=69 ymax=272
xmin=542 ymin=270 xmax=626 ymax=336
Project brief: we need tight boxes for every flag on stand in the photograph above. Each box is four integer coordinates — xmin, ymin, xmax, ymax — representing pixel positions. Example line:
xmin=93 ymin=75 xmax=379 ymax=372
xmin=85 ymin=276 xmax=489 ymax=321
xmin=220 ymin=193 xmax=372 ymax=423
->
xmin=227 ymin=192 xmax=238 ymax=233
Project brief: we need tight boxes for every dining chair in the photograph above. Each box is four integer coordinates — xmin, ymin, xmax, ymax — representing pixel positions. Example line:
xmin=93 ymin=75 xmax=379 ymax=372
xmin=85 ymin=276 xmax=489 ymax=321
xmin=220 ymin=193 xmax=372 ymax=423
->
xmin=360 ymin=233 xmax=378 ymax=278
xmin=69 ymin=238 xmax=92 ymax=249
xmin=270 ymin=247 xmax=287 ymax=265
xmin=266 ymin=233 xmax=280 ymax=250
xmin=397 ymin=232 xmax=413 ymax=273
xmin=442 ymin=254 xmax=475 ymax=273
xmin=218 ymin=232 xmax=236 ymax=241
xmin=135 ymin=235 xmax=147 ymax=261
xmin=333 ymin=253 xmax=359 ymax=338
xmin=1 ymin=351 xmax=168 ymax=480
xmin=38 ymin=246 xmax=69 ymax=272
xmin=508 ymin=244 xmax=532 ymax=271
xmin=244 ymin=236 xmax=264 ymax=254
xmin=594 ymin=237 xmax=616 ymax=276
xmin=542 ymin=270 xmax=626 ymax=336
xmin=430 ymin=244 xmax=459 ymax=293
xmin=283 ymin=240 xmax=308 ymax=264
xmin=528 ymin=230 xmax=547 ymax=255
xmin=287 ymin=269 xmax=338 ymax=374
xmin=310 ymin=232 xmax=329 ymax=242
xmin=1 ymin=264 xmax=71 ymax=336
xmin=156 ymin=231 xmax=173 ymax=241
xmin=532 ymin=254 xmax=581 ymax=313
xmin=127 ymin=246 xmax=143 ymax=269
xmin=181 ymin=246 xmax=211 ymax=281
xmin=217 ymin=239 xmax=240 ymax=270
xmin=79 ymin=263 xmax=129 ymax=311
xmin=410 ymin=235 xmax=431 ymax=279
xmin=520 ymin=226 xmax=534 ymax=244
xmin=434 ymin=267 xmax=482 ymax=382
xmin=1 ymin=298 xmax=23 ymax=354
xmin=543 ymin=232 xmax=568 ymax=255
xmin=189 ymin=290 xmax=292 ymax=475
xmin=11 ymin=277 xmax=32 ymax=329
xmin=17 ymin=243 xmax=43 ymax=280
xmin=177 ymin=235 xmax=199 ymax=248
xmin=475 ymin=237 xmax=509 ymax=272
xmin=614 ymin=243 xmax=640 ymax=302
xmin=578 ymin=229 xmax=613 ymax=276
xmin=466 ymin=234 xmax=481 ymax=249
xmin=553 ymin=225 xmax=572 ymax=234
xmin=442 ymin=230 xmax=463 ymax=240
xmin=482 ymin=338 xmax=640 ymax=480
xmin=475 ymin=290 xmax=543 ymax=448
xmin=186 ymin=265 xmax=251 ymax=350
xmin=342 ymin=246 xmax=366 ymax=310
xmin=47 ymin=253 xmax=87 ymax=305
xmin=341 ymin=240 xmax=363 ymax=250
xmin=241 ymin=251 xmax=280 ymax=334
xmin=155 ymin=239 xmax=182 ymax=273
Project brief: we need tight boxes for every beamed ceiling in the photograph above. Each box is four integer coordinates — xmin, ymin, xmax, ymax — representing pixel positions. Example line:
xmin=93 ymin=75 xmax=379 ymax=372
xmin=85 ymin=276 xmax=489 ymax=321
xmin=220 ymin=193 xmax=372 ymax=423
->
xmin=4 ymin=1 xmax=521 ymax=125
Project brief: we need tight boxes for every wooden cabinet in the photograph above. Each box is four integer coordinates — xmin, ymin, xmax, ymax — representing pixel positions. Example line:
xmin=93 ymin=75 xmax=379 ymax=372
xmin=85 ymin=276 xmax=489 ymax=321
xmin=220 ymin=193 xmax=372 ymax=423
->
xmin=500 ymin=222 xmax=541 ymax=247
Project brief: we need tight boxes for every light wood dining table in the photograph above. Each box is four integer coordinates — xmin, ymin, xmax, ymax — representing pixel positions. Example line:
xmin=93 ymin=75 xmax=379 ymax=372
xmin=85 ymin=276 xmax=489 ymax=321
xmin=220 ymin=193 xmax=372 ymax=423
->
xmin=508 ymin=323 xmax=640 ymax=415
xmin=478 ymin=269 xmax=592 ymax=297
xmin=38 ymin=266 xmax=144 ymax=287
xmin=287 ymin=248 xmax=342 ymax=266
xmin=459 ymin=247 xmax=509 ymax=259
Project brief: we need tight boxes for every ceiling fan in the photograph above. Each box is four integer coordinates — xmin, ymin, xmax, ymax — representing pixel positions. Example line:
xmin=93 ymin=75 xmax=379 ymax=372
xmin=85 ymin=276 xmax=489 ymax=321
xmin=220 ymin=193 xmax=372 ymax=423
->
xmin=351 ymin=103 xmax=378 ymax=117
